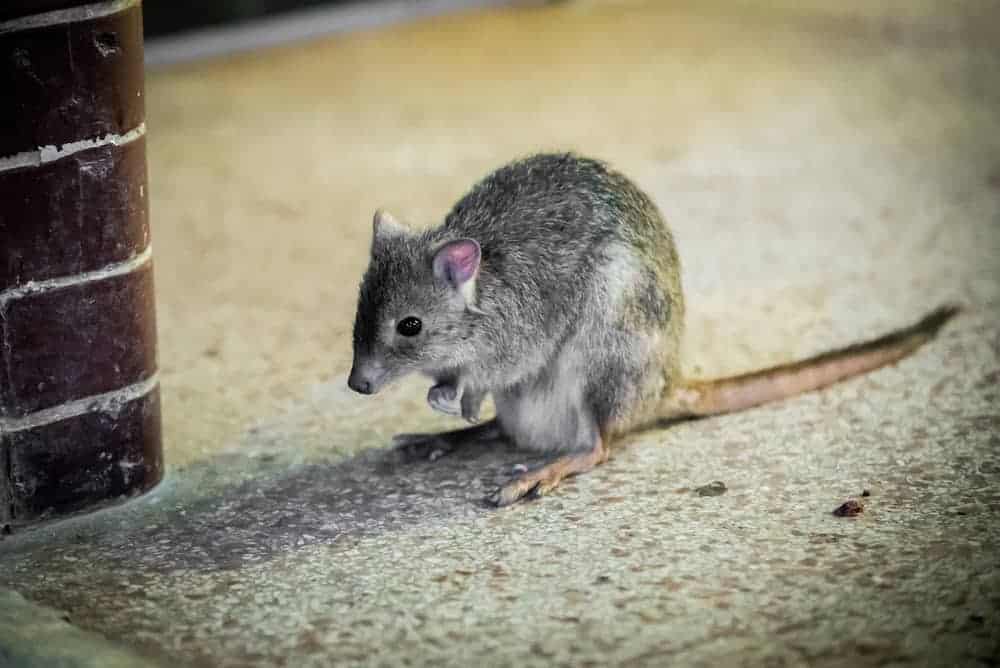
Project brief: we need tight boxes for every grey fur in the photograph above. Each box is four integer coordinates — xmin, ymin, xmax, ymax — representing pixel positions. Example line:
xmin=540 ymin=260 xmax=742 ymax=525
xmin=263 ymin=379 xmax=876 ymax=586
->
xmin=349 ymin=153 xmax=684 ymax=456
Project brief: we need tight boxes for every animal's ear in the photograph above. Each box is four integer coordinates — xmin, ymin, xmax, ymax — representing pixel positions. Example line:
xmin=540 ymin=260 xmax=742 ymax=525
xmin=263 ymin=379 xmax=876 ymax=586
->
xmin=372 ymin=209 xmax=409 ymax=241
xmin=433 ymin=239 xmax=480 ymax=287
xmin=432 ymin=239 xmax=484 ymax=314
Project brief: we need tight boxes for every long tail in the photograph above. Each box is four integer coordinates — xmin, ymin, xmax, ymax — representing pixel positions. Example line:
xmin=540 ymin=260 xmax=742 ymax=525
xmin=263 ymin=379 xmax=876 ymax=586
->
xmin=661 ymin=304 xmax=961 ymax=419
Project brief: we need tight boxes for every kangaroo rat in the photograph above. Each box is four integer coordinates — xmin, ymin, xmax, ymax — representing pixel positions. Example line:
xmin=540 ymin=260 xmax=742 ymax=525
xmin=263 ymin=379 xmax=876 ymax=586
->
xmin=347 ymin=153 xmax=958 ymax=507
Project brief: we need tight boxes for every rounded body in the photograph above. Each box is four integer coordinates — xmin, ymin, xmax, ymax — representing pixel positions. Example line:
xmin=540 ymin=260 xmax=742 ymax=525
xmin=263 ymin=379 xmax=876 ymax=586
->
xmin=438 ymin=154 xmax=685 ymax=452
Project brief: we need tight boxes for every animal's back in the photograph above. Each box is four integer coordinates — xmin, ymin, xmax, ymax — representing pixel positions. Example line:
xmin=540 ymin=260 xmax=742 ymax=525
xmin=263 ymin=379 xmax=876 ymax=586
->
xmin=441 ymin=152 xmax=683 ymax=324
xmin=443 ymin=153 xmax=673 ymax=249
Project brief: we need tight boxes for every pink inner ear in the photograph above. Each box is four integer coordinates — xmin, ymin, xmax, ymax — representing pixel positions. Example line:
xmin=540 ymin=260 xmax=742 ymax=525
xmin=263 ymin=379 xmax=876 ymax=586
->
xmin=433 ymin=239 xmax=480 ymax=287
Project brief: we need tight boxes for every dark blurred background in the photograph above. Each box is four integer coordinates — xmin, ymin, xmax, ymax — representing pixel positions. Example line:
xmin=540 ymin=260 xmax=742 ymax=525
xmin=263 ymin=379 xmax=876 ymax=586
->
xmin=144 ymin=0 xmax=353 ymax=37
xmin=138 ymin=0 xmax=518 ymax=67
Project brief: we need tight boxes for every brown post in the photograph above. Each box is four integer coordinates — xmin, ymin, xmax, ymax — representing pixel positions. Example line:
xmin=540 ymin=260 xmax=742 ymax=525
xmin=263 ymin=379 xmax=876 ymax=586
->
xmin=0 ymin=0 xmax=162 ymax=528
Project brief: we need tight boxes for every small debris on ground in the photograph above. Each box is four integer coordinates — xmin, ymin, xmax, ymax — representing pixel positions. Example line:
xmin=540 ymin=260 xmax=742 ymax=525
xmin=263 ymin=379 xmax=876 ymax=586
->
xmin=833 ymin=500 xmax=864 ymax=517
xmin=861 ymin=489 xmax=871 ymax=497
xmin=695 ymin=481 xmax=727 ymax=497
xmin=1 ymin=524 xmax=11 ymax=537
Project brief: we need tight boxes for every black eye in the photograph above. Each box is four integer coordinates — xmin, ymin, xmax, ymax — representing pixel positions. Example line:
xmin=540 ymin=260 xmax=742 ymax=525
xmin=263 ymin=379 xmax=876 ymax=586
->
xmin=396 ymin=316 xmax=422 ymax=337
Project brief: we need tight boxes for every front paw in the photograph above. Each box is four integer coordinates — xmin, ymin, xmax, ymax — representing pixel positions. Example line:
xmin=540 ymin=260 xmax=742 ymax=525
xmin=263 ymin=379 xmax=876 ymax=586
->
xmin=460 ymin=391 xmax=484 ymax=423
xmin=427 ymin=383 xmax=461 ymax=416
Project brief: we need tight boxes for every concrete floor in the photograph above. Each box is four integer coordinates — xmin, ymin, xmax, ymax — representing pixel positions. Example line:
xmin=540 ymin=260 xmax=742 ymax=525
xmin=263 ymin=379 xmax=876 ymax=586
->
xmin=2 ymin=0 xmax=999 ymax=665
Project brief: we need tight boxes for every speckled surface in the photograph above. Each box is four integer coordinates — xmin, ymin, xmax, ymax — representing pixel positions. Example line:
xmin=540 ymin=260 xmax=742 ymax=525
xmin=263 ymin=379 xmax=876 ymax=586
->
xmin=2 ymin=0 xmax=999 ymax=665
xmin=0 ymin=589 xmax=164 ymax=667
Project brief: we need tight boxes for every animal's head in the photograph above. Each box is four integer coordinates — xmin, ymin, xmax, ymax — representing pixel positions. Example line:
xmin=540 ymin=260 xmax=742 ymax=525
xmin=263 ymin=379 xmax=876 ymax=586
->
xmin=348 ymin=209 xmax=484 ymax=395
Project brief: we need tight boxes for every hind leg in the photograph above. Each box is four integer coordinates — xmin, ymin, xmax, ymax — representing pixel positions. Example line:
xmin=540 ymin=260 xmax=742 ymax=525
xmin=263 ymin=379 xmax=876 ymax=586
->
xmin=487 ymin=374 xmax=612 ymax=507
xmin=394 ymin=419 xmax=502 ymax=461
xmin=485 ymin=430 xmax=609 ymax=507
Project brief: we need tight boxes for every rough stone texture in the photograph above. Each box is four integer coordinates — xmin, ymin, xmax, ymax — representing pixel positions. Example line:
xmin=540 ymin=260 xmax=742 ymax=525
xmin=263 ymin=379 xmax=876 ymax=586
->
xmin=0 ymin=136 xmax=150 ymax=291
xmin=0 ymin=588 xmax=165 ymax=668
xmin=0 ymin=3 xmax=145 ymax=156
xmin=2 ymin=388 xmax=163 ymax=523
xmin=2 ymin=0 xmax=999 ymax=666
xmin=0 ymin=263 xmax=158 ymax=416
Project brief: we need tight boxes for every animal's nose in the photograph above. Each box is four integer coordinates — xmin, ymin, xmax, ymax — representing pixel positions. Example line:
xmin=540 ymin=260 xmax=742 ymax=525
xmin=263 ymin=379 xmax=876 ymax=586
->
xmin=347 ymin=370 xmax=374 ymax=395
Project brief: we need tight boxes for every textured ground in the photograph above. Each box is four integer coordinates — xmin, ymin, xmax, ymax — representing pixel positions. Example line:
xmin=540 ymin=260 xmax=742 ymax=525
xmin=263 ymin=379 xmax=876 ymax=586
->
xmin=2 ymin=0 xmax=999 ymax=666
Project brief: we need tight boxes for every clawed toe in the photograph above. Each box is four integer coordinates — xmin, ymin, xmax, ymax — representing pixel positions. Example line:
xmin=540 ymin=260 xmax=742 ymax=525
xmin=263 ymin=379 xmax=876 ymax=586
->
xmin=484 ymin=478 xmax=543 ymax=507
xmin=428 ymin=397 xmax=461 ymax=417
xmin=427 ymin=384 xmax=461 ymax=416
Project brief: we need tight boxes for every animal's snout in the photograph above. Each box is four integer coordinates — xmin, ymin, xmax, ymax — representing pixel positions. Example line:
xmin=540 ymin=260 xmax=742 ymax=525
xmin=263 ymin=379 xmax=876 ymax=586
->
xmin=348 ymin=373 xmax=373 ymax=394
xmin=348 ymin=363 xmax=385 ymax=395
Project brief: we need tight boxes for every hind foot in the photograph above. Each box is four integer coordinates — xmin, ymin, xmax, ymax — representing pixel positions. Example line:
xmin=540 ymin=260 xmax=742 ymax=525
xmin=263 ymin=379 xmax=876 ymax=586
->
xmin=485 ymin=434 xmax=609 ymax=507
